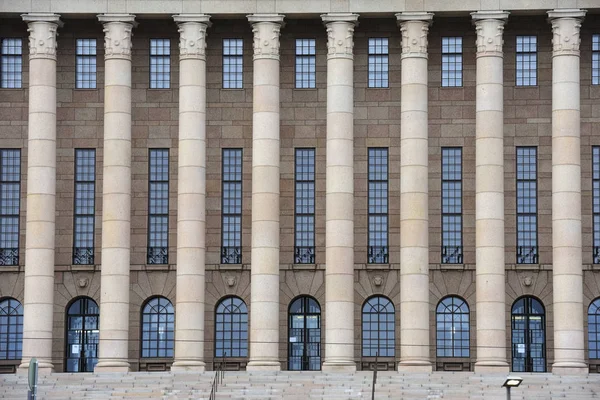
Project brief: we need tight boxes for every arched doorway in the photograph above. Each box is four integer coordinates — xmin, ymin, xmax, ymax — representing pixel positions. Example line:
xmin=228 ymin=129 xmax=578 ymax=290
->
xmin=288 ymin=296 xmax=321 ymax=370
xmin=65 ymin=297 xmax=99 ymax=372
xmin=511 ymin=296 xmax=546 ymax=372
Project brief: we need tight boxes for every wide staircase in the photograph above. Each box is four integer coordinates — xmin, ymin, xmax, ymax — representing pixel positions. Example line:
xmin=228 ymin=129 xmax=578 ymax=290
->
xmin=0 ymin=370 xmax=599 ymax=399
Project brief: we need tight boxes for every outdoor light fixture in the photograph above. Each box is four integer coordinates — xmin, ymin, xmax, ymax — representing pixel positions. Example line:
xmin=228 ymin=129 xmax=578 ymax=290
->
xmin=502 ymin=376 xmax=523 ymax=400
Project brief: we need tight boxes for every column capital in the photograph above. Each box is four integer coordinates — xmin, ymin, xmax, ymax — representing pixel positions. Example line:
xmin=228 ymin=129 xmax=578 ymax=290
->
xmin=21 ymin=13 xmax=62 ymax=61
xmin=248 ymin=14 xmax=284 ymax=61
xmin=471 ymin=11 xmax=509 ymax=58
xmin=173 ymin=14 xmax=211 ymax=61
xmin=97 ymin=14 xmax=137 ymax=61
xmin=396 ymin=12 xmax=433 ymax=59
xmin=548 ymin=9 xmax=586 ymax=57
xmin=321 ymin=13 xmax=358 ymax=60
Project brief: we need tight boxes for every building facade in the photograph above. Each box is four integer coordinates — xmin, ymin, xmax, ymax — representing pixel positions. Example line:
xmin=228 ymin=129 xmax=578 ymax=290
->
xmin=0 ymin=0 xmax=599 ymax=375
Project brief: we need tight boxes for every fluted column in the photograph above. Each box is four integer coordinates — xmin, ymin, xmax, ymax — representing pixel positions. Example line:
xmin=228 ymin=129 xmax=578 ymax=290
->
xmin=321 ymin=13 xmax=358 ymax=372
xmin=471 ymin=11 xmax=510 ymax=373
xmin=171 ymin=14 xmax=211 ymax=371
xmin=95 ymin=14 xmax=136 ymax=372
xmin=19 ymin=13 xmax=61 ymax=374
xmin=548 ymin=9 xmax=588 ymax=375
xmin=247 ymin=14 xmax=284 ymax=371
xmin=396 ymin=12 xmax=433 ymax=372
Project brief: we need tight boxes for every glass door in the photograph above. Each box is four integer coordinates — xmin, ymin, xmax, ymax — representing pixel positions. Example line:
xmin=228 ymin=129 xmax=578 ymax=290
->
xmin=66 ymin=297 xmax=99 ymax=372
xmin=511 ymin=296 xmax=546 ymax=372
xmin=288 ymin=296 xmax=321 ymax=371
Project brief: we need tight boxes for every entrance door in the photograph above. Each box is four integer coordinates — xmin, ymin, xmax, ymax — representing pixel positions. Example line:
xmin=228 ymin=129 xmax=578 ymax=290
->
xmin=511 ymin=296 xmax=546 ymax=372
xmin=288 ymin=296 xmax=321 ymax=370
xmin=65 ymin=297 xmax=99 ymax=372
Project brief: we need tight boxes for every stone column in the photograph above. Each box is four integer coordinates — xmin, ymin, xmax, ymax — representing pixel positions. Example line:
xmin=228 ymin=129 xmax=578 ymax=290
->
xmin=548 ymin=9 xmax=588 ymax=375
xmin=95 ymin=14 xmax=136 ymax=373
xmin=246 ymin=14 xmax=284 ymax=371
xmin=471 ymin=11 xmax=510 ymax=373
xmin=171 ymin=14 xmax=211 ymax=372
xmin=396 ymin=12 xmax=433 ymax=372
xmin=19 ymin=13 xmax=62 ymax=374
xmin=321 ymin=13 xmax=358 ymax=372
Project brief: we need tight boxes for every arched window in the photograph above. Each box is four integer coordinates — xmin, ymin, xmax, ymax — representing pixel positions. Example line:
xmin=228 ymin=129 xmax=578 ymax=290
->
xmin=215 ymin=296 xmax=248 ymax=358
xmin=436 ymin=296 xmax=470 ymax=357
xmin=288 ymin=296 xmax=321 ymax=371
xmin=511 ymin=296 xmax=546 ymax=372
xmin=65 ymin=297 xmax=99 ymax=372
xmin=141 ymin=296 xmax=174 ymax=358
xmin=362 ymin=296 xmax=395 ymax=357
xmin=589 ymin=298 xmax=600 ymax=360
xmin=0 ymin=298 xmax=23 ymax=360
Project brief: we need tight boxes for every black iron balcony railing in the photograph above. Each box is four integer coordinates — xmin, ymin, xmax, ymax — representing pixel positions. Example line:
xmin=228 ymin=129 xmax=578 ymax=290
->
xmin=147 ymin=246 xmax=168 ymax=264
xmin=221 ymin=246 xmax=241 ymax=264
xmin=517 ymin=246 xmax=538 ymax=264
xmin=442 ymin=246 xmax=463 ymax=264
xmin=0 ymin=248 xmax=18 ymax=266
xmin=294 ymin=246 xmax=315 ymax=264
xmin=368 ymin=246 xmax=388 ymax=264
xmin=73 ymin=247 xmax=94 ymax=265
xmin=594 ymin=246 xmax=600 ymax=264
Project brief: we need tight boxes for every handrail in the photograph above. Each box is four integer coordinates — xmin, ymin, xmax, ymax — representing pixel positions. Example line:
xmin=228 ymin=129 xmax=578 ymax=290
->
xmin=371 ymin=352 xmax=378 ymax=400
xmin=209 ymin=353 xmax=226 ymax=400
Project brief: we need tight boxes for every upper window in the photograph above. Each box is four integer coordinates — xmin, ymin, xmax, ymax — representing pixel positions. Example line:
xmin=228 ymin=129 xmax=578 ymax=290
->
xmin=368 ymin=38 xmax=389 ymax=88
xmin=295 ymin=39 xmax=316 ymax=89
xmin=295 ymin=148 xmax=315 ymax=264
xmin=0 ymin=149 xmax=20 ymax=266
xmin=441 ymin=148 xmax=462 ymax=263
xmin=149 ymin=39 xmax=170 ymax=89
xmin=516 ymin=36 xmax=537 ymax=86
xmin=361 ymin=296 xmax=395 ymax=357
xmin=589 ymin=298 xmax=600 ymax=359
xmin=0 ymin=298 xmax=23 ymax=360
xmin=1 ymin=38 xmax=22 ymax=89
xmin=516 ymin=147 xmax=538 ymax=264
xmin=436 ymin=296 xmax=470 ymax=357
xmin=594 ymin=147 xmax=600 ymax=263
xmin=223 ymin=39 xmax=243 ymax=89
xmin=368 ymin=148 xmax=388 ymax=264
xmin=215 ymin=296 xmax=248 ymax=358
xmin=76 ymin=39 xmax=97 ymax=89
xmin=141 ymin=297 xmax=174 ymax=358
xmin=221 ymin=149 xmax=242 ymax=264
xmin=73 ymin=149 xmax=96 ymax=265
xmin=442 ymin=37 xmax=462 ymax=87
xmin=593 ymin=35 xmax=599 ymax=85
xmin=147 ymin=149 xmax=169 ymax=264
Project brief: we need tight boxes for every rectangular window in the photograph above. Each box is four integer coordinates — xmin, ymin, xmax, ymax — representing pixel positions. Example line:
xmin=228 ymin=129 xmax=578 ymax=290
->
xmin=593 ymin=35 xmax=599 ymax=85
xmin=223 ymin=39 xmax=243 ymax=89
xmin=73 ymin=149 xmax=95 ymax=265
xmin=516 ymin=36 xmax=537 ymax=86
xmin=516 ymin=147 xmax=538 ymax=264
xmin=221 ymin=149 xmax=242 ymax=264
xmin=295 ymin=39 xmax=316 ymax=89
xmin=147 ymin=149 xmax=169 ymax=264
xmin=368 ymin=148 xmax=388 ymax=263
xmin=0 ymin=149 xmax=20 ymax=266
xmin=593 ymin=147 xmax=600 ymax=263
xmin=441 ymin=148 xmax=463 ymax=263
xmin=442 ymin=37 xmax=462 ymax=87
xmin=295 ymin=148 xmax=315 ymax=264
xmin=368 ymin=38 xmax=389 ymax=88
xmin=1 ymin=38 xmax=22 ymax=89
xmin=149 ymin=39 xmax=170 ymax=89
xmin=76 ymin=39 xmax=97 ymax=89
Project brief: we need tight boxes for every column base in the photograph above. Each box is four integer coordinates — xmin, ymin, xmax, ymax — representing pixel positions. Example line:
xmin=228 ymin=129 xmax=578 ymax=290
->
xmin=17 ymin=360 xmax=54 ymax=375
xmin=94 ymin=360 xmax=131 ymax=373
xmin=552 ymin=362 xmax=588 ymax=375
xmin=171 ymin=361 xmax=206 ymax=372
xmin=474 ymin=360 xmax=510 ymax=374
xmin=322 ymin=360 xmax=357 ymax=373
xmin=246 ymin=360 xmax=281 ymax=371
xmin=397 ymin=360 xmax=432 ymax=373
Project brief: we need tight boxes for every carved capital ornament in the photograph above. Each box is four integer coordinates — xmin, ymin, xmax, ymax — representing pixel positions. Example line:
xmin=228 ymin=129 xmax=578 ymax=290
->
xmin=321 ymin=13 xmax=359 ymax=60
xmin=248 ymin=14 xmax=285 ymax=61
xmin=396 ymin=12 xmax=433 ymax=59
xmin=174 ymin=14 xmax=211 ymax=60
xmin=471 ymin=11 xmax=509 ymax=58
xmin=548 ymin=9 xmax=586 ymax=57
xmin=22 ymin=13 xmax=62 ymax=60
xmin=98 ymin=14 xmax=137 ymax=61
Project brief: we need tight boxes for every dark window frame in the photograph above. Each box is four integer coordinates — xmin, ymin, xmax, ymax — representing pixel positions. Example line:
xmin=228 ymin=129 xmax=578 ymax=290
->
xmin=223 ymin=38 xmax=243 ymax=89
xmin=214 ymin=296 xmax=248 ymax=358
xmin=294 ymin=148 xmax=315 ymax=264
xmin=0 ymin=297 xmax=23 ymax=360
xmin=441 ymin=37 xmax=463 ymax=87
xmin=147 ymin=149 xmax=169 ymax=264
xmin=593 ymin=34 xmax=599 ymax=85
xmin=221 ymin=149 xmax=242 ymax=264
xmin=288 ymin=295 xmax=321 ymax=371
xmin=75 ymin=38 xmax=97 ymax=89
xmin=295 ymin=38 xmax=316 ymax=89
xmin=593 ymin=147 xmax=600 ymax=263
xmin=436 ymin=296 xmax=470 ymax=358
xmin=72 ymin=149 xmax=95 ymax=265
xmin=441 ymin=147 xmax=463 ymax=264
xmin=0 ymin=149 xmax=20 ymax=266
xmin=140 ymin=296 xmax=175 ymax=358
xmin=368 ymin=37 xmax=389 ymax=88
xmin=149 ymin=38 xmax=171 ymax=89
xmin=589 ymin=297 xmax=600 ymax=359
xmin=368 ymin=148 xmax=389 ymax=264
xmin=0 ymin=38 xmax=22 ymax=89
xmin=516 ymin=146 xmax=538 ymax=264
xmin=361 ymin=295 xmax=395 ymax=357
xmin=64 ymin=296 xmax=99 ymax=372
xmin=516 ymin=35 xmax=537 ymax=86
xmin=511 ymin=296 xmax=546 ymax=372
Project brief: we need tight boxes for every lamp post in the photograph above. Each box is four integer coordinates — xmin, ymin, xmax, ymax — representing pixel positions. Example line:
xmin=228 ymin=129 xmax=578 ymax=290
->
xmin=502 ymin=376 xmax=523 ymax=400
